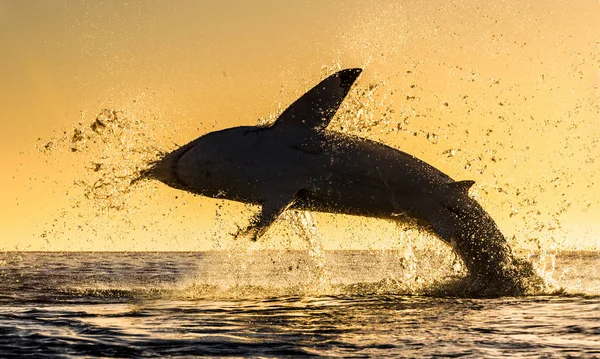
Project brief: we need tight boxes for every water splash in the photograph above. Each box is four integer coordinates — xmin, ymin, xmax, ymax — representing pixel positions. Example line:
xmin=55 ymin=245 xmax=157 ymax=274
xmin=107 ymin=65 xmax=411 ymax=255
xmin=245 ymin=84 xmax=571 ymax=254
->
xmin=38 ymin=108 xmax=165 ymax=211
xmin=283 ymin=210 xmax=330 ymax=292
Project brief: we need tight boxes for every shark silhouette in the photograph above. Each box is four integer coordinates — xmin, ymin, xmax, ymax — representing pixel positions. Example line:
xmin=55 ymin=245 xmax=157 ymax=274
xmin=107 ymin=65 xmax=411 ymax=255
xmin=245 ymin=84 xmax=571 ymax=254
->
xmin=147 ymin=68 xmax=539 ymax=296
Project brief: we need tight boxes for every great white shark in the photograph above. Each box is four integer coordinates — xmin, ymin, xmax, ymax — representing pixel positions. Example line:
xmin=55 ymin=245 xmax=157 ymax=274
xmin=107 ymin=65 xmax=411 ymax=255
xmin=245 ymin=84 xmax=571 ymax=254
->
xmin=146 ymin=68 xmax=540 ymax=296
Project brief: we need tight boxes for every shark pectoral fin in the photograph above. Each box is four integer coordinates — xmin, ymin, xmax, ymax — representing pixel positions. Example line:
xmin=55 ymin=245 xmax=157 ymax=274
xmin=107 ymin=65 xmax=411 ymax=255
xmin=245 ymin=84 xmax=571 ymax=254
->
xmin=274 ymin=68 xmax=362 ymax=132
xmin=238 ymin=191 xmax=299 ymax=241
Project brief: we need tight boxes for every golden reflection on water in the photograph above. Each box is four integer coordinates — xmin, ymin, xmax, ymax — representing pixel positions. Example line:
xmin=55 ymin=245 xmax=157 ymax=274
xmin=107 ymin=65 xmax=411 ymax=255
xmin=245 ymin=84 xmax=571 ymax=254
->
xmin=0 ymin=0 xmax=598 ymax=251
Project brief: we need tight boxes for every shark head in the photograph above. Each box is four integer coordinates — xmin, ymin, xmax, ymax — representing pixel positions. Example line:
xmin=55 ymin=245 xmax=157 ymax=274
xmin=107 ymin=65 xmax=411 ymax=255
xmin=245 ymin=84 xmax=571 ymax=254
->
xmin=142 ymin=136 xmax=207 ymax=191
xmin=144 ymin=68 xmax=363 ymax=194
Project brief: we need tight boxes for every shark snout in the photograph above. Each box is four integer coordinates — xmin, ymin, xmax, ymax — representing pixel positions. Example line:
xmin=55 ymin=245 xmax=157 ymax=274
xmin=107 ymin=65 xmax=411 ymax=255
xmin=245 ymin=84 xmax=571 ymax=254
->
xmin=140 ymin=150 xmax=188 ymax=189
xmin=140 ymin=138 xmax=205 ymax=189
xmin=145 ymin=158 xmax=174 ymax=184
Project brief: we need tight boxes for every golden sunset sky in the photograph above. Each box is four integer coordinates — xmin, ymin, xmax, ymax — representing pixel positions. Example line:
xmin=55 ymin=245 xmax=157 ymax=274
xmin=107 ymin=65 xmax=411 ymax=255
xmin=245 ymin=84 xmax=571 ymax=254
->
xmin=0 ymin=0 xmax=598 ymax=251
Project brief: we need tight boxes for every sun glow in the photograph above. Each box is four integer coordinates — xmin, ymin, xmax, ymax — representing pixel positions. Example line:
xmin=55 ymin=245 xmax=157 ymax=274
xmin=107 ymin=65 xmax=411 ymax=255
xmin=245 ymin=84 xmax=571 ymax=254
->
xmin=1 ymin=0 xmax=598 ymax=252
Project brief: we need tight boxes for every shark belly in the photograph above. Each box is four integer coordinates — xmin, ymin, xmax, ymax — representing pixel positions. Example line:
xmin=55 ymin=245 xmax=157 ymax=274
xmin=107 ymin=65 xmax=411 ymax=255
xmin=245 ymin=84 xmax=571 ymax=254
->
xmin=300 ymin=175 xmax=410 ymax=218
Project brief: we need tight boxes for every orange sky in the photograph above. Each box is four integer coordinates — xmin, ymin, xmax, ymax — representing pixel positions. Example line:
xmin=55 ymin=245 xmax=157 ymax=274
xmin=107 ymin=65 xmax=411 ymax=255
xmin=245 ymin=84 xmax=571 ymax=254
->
xmin=0 ymin=0 xmax=598 ymax=251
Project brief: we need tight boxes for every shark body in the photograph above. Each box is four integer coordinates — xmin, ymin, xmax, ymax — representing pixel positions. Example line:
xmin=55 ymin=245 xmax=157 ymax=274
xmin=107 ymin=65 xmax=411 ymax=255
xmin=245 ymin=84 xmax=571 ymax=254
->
xmin=148 ymin=68 xmax=539 ymax=296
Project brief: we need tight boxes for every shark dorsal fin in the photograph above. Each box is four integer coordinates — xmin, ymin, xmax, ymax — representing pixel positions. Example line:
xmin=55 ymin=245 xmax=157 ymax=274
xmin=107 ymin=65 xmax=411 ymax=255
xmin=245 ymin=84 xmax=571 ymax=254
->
xmin=435 ymin=180 xmax=476 ymax=217
xmin=448 ymin=180 xmax=475 ymax=196
xmin=273 ymin=68 xmax=362 ymax=132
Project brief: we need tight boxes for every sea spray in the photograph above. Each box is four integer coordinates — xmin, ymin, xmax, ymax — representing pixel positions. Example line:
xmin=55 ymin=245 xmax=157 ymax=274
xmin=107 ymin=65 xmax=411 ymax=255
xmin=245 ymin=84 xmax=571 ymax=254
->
xmin=37 ymin=108 xmax=165 ymax=212
xmin=283 ymin=210 xmax=330 ymax=293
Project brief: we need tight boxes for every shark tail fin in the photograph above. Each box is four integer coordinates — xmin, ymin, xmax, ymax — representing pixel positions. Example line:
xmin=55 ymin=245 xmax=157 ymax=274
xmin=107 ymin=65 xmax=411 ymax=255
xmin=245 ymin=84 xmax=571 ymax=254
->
xmin=273 ymin=68 xmax=362 ymax=132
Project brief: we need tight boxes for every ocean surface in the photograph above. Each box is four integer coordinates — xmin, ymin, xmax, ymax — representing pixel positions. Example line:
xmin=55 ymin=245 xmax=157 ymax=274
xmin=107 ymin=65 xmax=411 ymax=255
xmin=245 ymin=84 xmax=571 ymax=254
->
xmin=1 ymin=250 xmax=599 ymax=358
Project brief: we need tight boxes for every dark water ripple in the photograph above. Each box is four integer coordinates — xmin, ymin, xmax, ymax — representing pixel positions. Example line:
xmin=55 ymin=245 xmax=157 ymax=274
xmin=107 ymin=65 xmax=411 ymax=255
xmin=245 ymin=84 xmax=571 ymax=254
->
xmin=0 ymin=251 xmax=599 ymax=358
xmin=2 ymin=297 xmax=600 ymax=358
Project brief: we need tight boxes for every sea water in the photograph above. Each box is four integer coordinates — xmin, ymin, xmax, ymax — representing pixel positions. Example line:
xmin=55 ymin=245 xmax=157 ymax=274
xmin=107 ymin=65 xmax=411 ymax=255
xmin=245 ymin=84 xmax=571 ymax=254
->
xmin=1 ymin=250 xmax=599 ymax=358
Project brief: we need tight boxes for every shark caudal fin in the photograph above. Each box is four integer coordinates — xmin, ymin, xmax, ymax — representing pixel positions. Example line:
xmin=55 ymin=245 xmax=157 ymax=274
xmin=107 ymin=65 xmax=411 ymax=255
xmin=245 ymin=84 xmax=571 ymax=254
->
xmin=273 ymin=68 xmax=362 ymax=132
